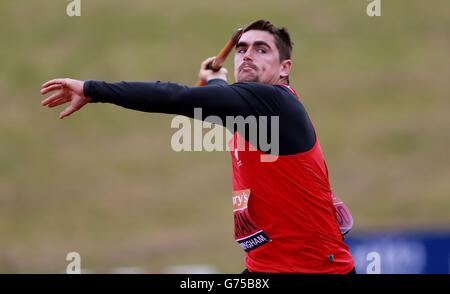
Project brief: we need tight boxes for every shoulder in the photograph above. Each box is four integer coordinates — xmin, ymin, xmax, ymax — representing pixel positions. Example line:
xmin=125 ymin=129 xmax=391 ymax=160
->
xmin=230 ymin=82 xmax=278 ymax=93
xmin=229 ymin=82 xmax=288 ymax=102
xmin=231 ymin=83 xmax=300 ymax=101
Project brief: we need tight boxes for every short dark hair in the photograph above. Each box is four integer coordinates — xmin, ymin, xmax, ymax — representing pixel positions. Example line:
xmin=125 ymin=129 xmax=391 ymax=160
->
xmin=242 ymin=19 xmax=293 ymax=61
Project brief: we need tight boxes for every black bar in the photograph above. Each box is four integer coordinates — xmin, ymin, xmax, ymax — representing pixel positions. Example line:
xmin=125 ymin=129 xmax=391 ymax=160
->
xmin=0 ymin=274 xmax=449 ymax=291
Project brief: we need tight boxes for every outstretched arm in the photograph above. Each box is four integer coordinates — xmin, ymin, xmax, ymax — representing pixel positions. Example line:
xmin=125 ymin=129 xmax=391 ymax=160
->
xmin=40 ymin=78 xmax=266 ymax=121
xmin=80 ymin=79 xmax=271 ymax=120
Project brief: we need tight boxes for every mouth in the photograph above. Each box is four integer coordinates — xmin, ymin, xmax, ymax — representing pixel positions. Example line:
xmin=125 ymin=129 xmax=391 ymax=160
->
xmin=239 ymin=63 xmax=257 ymax=72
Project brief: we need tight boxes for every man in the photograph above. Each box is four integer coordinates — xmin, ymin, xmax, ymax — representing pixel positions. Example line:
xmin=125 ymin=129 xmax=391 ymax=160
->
xmin=41 ymin=20 xmax=354 ymax=273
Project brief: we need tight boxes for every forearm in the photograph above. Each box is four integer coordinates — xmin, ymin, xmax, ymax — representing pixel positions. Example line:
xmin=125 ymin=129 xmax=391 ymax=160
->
xmin=85 ymin=80 xmax=192 ymax=115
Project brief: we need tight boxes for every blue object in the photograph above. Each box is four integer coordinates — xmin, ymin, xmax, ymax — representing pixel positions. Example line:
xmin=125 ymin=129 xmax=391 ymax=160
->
xmin=346 ymin=231 xmax=450 ymax=274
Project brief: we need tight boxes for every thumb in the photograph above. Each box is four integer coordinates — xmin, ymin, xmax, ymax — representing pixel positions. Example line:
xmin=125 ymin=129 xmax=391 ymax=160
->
xmin=59 ymin=105 xmax=77 ymax=119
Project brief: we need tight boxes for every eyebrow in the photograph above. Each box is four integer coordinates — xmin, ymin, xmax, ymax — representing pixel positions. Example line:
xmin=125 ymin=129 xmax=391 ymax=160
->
xmin=236 ymin=41 xmax=272 ymax=49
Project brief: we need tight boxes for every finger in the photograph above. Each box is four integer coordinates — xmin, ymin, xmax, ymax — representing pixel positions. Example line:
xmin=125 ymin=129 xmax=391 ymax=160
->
xmin=40 ymin=84 xmax=64 ymax=95
xmin=41 ymin=90 xmax=66 ymax=106
xmin=59 ymin=105 xmax=77 ymax=119
xmin=201 ymin=57 xmax=216 ymax=69
xmin=47 ymin=96 xmax=71 ymax=108
xmin=42 ymin=78 xmax=67 ymax=89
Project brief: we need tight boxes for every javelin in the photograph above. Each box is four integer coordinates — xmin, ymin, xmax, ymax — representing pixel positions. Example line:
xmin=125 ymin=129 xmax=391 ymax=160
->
xmin=196 ymin=28 xmax=243 ymax=86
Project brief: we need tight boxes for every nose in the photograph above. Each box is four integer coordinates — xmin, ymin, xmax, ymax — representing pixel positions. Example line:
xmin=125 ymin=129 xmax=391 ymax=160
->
xmin=243 ymin=49 xmax=253 ymax=61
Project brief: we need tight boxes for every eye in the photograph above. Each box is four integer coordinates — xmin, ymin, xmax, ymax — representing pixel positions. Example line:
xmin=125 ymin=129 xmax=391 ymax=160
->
xmin=236 ymin=48 xmax=246 ymax=54
xmin=257 ymin=48 xmax=267 ymax=54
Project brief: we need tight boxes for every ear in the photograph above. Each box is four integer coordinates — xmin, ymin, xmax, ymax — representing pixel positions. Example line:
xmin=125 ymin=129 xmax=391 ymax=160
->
xmin=280 ymin=59 xmax=292 ymax=79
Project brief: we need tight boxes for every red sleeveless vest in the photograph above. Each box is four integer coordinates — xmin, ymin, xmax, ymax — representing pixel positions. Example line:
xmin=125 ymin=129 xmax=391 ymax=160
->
xmin=229 ymin=85 xmax=354 ymax=273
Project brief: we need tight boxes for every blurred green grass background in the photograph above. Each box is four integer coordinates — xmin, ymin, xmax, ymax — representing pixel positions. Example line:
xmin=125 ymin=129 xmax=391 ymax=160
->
xmin=0 ymin=0 xmax=449 ymax=273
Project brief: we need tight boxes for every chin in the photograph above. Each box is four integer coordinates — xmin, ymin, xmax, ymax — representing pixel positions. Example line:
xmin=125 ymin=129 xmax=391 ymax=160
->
xmin=237 ymin=74 xmax=260 ymax=83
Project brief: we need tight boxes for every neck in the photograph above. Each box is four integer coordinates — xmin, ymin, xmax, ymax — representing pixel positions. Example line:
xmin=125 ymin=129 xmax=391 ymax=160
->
xmin=278 ymin=76 xmax=289 ymax=85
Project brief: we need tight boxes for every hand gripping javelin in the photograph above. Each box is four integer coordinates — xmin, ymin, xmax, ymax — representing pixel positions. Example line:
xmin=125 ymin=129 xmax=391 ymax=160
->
xmin=196 ymin=28 xmax=243 ymax=86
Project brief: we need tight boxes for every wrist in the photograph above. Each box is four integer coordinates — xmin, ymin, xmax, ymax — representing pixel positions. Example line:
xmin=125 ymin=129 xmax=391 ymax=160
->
xmin=207 ymin=78 xmax=228 ymax=85
xmin=207 ymin=76 xmax=227 ymax=83
xmin=82 ymin=80 xmax=94 ymax=102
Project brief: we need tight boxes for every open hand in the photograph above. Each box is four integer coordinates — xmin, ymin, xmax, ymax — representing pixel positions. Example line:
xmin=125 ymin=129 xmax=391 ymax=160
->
xmin=40 ymin=78 xmax=90 ymax=119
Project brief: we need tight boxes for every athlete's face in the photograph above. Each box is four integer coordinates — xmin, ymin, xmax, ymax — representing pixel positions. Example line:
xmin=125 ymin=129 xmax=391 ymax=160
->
xmin=234 ymin=30 xmax=291 ymax=84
